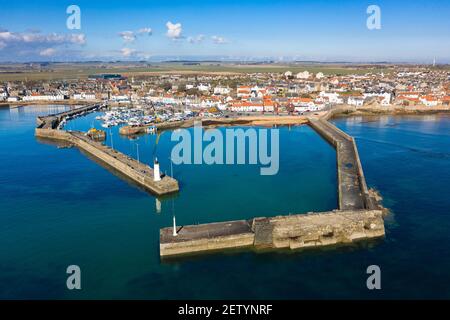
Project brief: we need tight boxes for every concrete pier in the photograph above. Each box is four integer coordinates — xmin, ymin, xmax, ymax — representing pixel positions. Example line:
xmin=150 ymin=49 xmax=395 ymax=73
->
xmin=36 ymin=128 xmax=179 ymax=195
xmin=36 ymin=104 xmax=103 ymax=129
xmin=308 ymin=118 xmax=374 ymax=210
xmin=160 ymin=209 xmax=384 ymax=257
xmin=160 ymin=220 xmax=255 ymax=257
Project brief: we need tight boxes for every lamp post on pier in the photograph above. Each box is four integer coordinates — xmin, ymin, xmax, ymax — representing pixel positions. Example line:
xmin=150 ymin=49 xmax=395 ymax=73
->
xmin=168 ymin=156 xmax=173 ymax=178
xmin=109 ymin=129 xmax=114 ymax=149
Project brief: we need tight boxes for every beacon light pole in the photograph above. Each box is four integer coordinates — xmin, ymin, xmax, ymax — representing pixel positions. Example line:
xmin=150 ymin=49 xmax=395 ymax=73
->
xmin=168 ymin=156 xmax=173 ymax=178
xmin=173 ymin=215 xmax=177 ymax=237
xmin=109 ymin=129 xmax=114 ymax=149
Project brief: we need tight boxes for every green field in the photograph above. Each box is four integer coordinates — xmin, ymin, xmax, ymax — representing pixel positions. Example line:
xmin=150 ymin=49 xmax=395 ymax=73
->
xmin=0 ymin=62 xmax=397 ymax=81
xmin=4 ymin=61 xmax=447 ymax=82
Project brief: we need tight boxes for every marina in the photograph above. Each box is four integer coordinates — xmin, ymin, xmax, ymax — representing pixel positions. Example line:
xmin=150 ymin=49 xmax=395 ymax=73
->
xmin=35 ymin=105 xmax=179 ymax=196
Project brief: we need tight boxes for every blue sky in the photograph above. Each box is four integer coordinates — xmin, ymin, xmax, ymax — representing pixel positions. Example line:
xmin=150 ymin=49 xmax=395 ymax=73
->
xmin=0 ymin=0 xmax=449 ymax=62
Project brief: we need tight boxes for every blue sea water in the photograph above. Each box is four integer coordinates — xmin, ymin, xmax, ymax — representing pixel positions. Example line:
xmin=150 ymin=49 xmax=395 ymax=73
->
xmin=0 ymin=106 xmax=449 ymax=299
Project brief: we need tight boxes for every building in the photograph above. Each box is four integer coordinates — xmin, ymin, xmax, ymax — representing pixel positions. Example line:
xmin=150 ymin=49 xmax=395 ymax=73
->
xmin=213 ymin=86 xmax=231 ymax=95
xmin=296 ymin=71 xmax=311 ymax=79
xmin=72 ymin=93 xmax=97 ymax=100
xmin=363 ymin=92 xmax=392 ymax=105
xmin=22 ymin=94 xmax=65 ymax=101
xmin=197 ymin=83 xmax=211 ymax=92
xmin=318 ymin=92 xmax=344 ymax=104
xmin=316 ymin=72 xmax=325 ymax=80
xmin=348 ymin=96 xmax=365 ymax=107
xmin=420 ymin=95 xmax=439 ymax=107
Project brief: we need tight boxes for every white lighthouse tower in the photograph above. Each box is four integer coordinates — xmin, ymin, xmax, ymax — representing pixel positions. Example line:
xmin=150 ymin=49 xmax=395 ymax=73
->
xmin=173 ymin=215 xmax=178 ymax=236
xmin=155 ymin=198 xmax=161 ymax=214
xmin=153 ymin=157 xmax=161 ymax=182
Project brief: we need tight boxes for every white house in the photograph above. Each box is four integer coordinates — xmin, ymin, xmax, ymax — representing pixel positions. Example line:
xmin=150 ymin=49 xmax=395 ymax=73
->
xmin=319 ymin=92 xmax=344 ymax=104
xmin=363 ymin=92 xmax=392 ymax=106
xmin=72 ymin=93 xmax=97 ymax=100
xmin=213 ymin=86 xmax=231 ymax=95
xmin=229 ymin=102 xmax=264 ymax=112
xmin=296 ymin=71 xmax=311 ymax=79
xmin=348 ymin=96 xmax=365 ymax=107
xmin=7 ymin=96 xmax=19 ymax=102
xmin=197 ymin=83 xmax=211 ymax=92
xmin=294 ymin=105 xmax=322 ymax=112
xmin=420 ymin=96 xmax=439 ymax=107
xmin=315 ymin=72 xmax=325 ymax=79
xmin=22 ymin=94 xmax=65 ymax=101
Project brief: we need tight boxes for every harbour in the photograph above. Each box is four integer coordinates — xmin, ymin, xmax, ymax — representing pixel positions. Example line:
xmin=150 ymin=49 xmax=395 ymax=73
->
xmin=2 ymin=0 xmax=450 ymax=302
xmin=160 ymin=111 xmax=385 ymax=257
xmin=32 ymin=103 xmax=386 ymax=256
xmin=2 ymin=104 xmax=449 ymax=299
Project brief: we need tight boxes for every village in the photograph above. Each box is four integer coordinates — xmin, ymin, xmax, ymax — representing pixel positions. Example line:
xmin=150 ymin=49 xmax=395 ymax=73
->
xmin=1 ymin=65 xmax=450 ymax=118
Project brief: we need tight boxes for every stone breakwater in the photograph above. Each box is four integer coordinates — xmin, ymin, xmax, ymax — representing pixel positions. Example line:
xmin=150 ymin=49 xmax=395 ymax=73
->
xmin=35 ymin=128 xmax=179 ymax=195
xmin=160 ymin=210 xmax=384 ymax=257
xmin=36 ymin=104 xmax=103 ymax=129
xmin=35 ymin=105 xmax=179 ymax=196
xmin=308 ymin=117 xmax=377 ymax=210
xmin=160 ymin=117 xmax=386 ymax=257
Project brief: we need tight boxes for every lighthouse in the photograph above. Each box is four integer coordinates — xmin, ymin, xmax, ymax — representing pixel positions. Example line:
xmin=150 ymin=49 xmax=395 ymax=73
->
xmin=173 ymin=215 xmax=178 ymax=236
xmin=155 ymin=198 xmax=161 ymax=214
xmin=153 ymin=157 xmax=161 ymax=182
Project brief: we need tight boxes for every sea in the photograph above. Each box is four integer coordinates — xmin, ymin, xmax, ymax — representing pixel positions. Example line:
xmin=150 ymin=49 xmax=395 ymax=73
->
xmin=0 ymin=105 xmax=449 ymax=299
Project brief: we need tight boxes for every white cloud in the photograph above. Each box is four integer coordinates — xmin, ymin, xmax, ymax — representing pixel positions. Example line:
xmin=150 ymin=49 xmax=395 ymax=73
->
xmin=166 ymin=21 xmax=182 ymax=39
xmin=39 ymin=48 xmax=56 ymax=57
xmin=0 ymin=31 xmax=18 ymax=42
xmin=0 ymin=30 xmax=86 ymax=47
xmin=119 ymin=28 xmax=152 ymax=43
xmin=121 ymin=47 xmax=136 ymax=57
xmin=0 ymin=41 xmax=6 ymax=50
xmin=118 ymin=31 xmax=136 ymax=43
xmin=68 ymin=33 xmax=86 ymax=45
xmin=187 ymin=34 xmax=205 ymax=44
xmin=211 ymin=35 xmax=228 ymax=44
xmin=137 ymin=28 xmax=152 ymax=36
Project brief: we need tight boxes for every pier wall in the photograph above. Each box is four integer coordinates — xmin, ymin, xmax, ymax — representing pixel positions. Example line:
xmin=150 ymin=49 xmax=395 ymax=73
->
xmin=308 ymin=118 xmax=372 ymax=210
xmin=160 ymin=210 xmax=385 ymax=257
xmin=35 ymin=128 xmax=179 ymax=195
xmin=262 ymin=210 xmax=384 ymax=249
xmin=160 ymin=232 xmax=255 ymax=257
xmin=37 ymin=104 xmax=103 ymax=129
xmin=35 ymin=128 xmax=71 ymax=141
xmin=159 ymin=116 xmax=385 ymax=257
